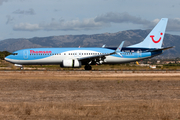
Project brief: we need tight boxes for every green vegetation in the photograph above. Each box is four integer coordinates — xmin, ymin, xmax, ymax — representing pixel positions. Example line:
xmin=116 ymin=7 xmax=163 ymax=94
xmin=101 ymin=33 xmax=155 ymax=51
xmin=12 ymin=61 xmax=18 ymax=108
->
xmin=162 ymin=63 xmax=180 ymax=70
xmin=0 ymin=51 xmax=11 ymax=60
xmin=164 ymin=63 xmax=180 ymax=66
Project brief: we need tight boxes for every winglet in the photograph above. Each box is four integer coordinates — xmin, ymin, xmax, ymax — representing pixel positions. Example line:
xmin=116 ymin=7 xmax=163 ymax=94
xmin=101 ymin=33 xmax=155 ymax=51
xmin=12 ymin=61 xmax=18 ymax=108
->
xmin=102 ymin=44 xmax=106 ymax=48
xmin=116 ymin=41 xmax=124 ymax=52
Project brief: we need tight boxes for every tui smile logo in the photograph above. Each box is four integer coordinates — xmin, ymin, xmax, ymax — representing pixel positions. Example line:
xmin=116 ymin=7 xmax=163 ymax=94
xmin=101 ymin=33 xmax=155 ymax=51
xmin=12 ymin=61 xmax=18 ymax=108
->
xmin=150 ymin=33 xmax=163 ymax=43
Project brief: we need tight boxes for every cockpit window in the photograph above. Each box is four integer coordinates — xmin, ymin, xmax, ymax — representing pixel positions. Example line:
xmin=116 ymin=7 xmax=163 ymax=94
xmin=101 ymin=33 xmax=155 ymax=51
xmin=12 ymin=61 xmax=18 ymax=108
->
xmin=12 ymin=53 xmax=18 ymax=55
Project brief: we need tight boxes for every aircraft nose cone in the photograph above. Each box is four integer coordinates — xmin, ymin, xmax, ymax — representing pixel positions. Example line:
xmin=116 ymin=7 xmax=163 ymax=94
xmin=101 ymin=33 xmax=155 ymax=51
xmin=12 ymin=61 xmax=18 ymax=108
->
xmin=4 ymin=57 xmax=9 ymax=62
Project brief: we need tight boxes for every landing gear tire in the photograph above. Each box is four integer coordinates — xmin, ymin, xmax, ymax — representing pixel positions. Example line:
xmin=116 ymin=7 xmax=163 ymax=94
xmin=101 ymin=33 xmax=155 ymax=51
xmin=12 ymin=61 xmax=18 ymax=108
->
xmin=84 ymin=65 xmax=92 ymax=70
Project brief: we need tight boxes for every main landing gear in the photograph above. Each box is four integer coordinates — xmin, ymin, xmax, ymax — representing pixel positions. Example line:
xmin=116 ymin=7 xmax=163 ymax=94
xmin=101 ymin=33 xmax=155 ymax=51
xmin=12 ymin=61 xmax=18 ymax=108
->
xmin=84 ymin=65 xmax=92 ymax=70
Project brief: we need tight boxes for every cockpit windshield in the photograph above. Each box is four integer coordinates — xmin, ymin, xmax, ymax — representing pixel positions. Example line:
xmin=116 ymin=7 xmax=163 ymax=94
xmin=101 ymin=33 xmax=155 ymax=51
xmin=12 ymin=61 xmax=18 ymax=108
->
xmin=11 ymin=53 xmax=18 ymax=55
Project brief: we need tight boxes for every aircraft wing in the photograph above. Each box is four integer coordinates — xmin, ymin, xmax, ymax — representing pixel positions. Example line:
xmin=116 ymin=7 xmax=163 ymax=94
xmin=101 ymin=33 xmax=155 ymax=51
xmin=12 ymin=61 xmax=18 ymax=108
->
xmin=78 ymin=41 xmax=124 ymax=61
xmin=78 ymin=52 xmax=115 ymax=61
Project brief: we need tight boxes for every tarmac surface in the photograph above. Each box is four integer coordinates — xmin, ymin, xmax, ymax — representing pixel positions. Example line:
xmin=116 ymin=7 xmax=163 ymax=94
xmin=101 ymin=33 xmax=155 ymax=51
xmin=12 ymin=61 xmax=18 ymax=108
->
xmin=0 ymin=71 xmax=180 ymax=119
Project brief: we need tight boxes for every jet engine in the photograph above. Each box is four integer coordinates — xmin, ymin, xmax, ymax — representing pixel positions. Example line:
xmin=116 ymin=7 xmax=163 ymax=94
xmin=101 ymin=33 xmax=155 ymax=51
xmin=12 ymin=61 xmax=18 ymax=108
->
xmin=61 ymin=59 xmax=82 ymax=68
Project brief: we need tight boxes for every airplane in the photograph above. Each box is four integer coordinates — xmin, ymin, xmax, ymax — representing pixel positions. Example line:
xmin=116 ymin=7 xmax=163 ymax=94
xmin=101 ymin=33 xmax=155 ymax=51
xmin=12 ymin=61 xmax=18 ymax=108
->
xmin=5 ymin=18 xmax=173 ymax=70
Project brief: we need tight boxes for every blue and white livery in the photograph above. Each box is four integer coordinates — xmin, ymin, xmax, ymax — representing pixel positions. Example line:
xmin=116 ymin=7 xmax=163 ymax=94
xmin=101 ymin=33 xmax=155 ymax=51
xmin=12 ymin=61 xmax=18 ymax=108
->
xmin=5 ymin=18 xmax=173 ymax=70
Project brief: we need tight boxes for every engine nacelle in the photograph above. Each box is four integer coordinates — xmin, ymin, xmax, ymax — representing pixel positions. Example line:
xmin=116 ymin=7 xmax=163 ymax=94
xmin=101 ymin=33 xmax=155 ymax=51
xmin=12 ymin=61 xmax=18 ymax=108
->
xmin=61 ymin=59 xmax=82 ymax=68
xmin=14 ymin=64 xmax=23 ymax=67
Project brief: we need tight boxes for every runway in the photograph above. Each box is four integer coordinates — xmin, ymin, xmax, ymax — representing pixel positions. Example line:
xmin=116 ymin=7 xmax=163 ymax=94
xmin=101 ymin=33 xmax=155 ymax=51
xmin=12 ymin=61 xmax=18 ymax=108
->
xmin=0 ymin=71 xmax=180 ymax=119
xmin=1 ymin=70 xmax=180 ymax=79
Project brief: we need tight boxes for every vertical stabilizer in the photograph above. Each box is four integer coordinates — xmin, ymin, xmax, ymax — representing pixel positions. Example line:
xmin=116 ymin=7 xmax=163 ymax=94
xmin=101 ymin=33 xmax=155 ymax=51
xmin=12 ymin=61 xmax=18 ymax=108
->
xmin=128 ymin=18 xmax=168 ymax=48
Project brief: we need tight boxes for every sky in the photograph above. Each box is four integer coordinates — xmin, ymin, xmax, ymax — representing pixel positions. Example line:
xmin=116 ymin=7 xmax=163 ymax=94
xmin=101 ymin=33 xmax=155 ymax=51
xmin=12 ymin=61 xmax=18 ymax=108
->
xmin=0 ymin=0 xmax=180 ymax=40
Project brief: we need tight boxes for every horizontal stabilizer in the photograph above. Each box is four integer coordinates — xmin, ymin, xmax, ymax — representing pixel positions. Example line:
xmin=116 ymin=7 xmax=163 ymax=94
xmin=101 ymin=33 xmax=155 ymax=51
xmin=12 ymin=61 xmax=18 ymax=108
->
xmin=148 ymin=46 xmax=174 ymax=52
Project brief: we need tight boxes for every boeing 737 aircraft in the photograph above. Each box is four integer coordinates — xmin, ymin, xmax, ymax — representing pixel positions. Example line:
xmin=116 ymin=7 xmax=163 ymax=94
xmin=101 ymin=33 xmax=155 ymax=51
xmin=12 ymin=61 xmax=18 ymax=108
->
xmin=5 ymin=18 xmax=173 ymax=70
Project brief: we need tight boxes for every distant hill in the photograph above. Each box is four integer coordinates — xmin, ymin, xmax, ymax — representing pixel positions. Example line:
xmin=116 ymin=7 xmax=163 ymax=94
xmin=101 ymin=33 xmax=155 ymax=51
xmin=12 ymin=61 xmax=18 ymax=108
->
xmin=0 ymin=29 xmax=179 ymax=58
